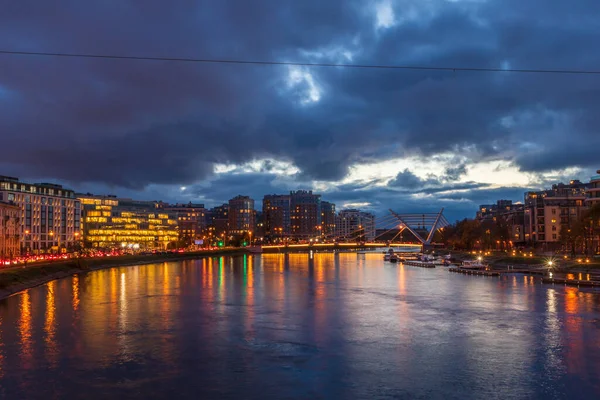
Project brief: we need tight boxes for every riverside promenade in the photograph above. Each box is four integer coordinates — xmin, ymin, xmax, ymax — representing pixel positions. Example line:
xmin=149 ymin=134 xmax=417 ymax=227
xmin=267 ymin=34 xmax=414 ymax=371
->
xmin=0 ymin=248 xmax=249 ymax=300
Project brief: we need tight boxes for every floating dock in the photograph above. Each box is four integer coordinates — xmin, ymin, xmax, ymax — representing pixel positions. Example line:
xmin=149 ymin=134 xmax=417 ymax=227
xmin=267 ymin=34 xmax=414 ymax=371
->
xmin=448 ymin=268 xmax=500 ymax=277
xmin=541 ymin=277 xmax=600 ymax=287
xmin=404 ymin=261 xmax=436 ymax=268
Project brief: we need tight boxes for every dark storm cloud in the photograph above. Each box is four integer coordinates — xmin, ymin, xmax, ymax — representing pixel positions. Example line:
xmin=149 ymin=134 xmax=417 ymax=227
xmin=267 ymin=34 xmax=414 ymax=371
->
xmin=1 ymin=0 xmax=599 ymax=215
xmin=388 ymin=169 xmax=428 ymax=189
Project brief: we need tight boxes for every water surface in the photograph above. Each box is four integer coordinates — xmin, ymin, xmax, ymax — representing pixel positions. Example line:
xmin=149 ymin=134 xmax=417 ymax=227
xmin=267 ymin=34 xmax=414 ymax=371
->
xmin=0 ymin=253 xmax=599 ymax=399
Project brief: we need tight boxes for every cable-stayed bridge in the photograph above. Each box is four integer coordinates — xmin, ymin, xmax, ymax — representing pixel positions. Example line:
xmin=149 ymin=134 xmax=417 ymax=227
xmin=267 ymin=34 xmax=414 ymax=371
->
xmin=261 ymin=209 xmax=449 ymax=251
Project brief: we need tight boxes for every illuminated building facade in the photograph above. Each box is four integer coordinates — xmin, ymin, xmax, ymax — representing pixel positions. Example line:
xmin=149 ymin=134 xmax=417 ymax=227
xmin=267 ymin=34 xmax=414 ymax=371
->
xmin=0 ymin=176 xmax=81 ymax=254
xmin=587 ymin=170 xmax=600 ymax=205
xmin=161 ymin=202 xmax=206 ymax=245
xmin=524 ymin=180 xmax=588 ymax=247
xmin=79 ymin=194 xmax=178 ymax=250
xmin=205 ymin=204 xmax=229 ymax=244
xmin=228 ymin=195 xmax=255 ymax=235
xmin=335 ymin=209 xmax=375 ymax=241
xmin=587 ymin=170 xmax=600 ymax=254
xmin=263 ymin=194 xmax=290 ymax=240
xmin=0 ymin=200 xmax=20 ymax=259
xmin=290 ymin=190 xmax=321 ymax=239
xmin=321 ymin=201 xmax=336 ymax=238
xmin=476 ymin=200 xmax=517 ymax=220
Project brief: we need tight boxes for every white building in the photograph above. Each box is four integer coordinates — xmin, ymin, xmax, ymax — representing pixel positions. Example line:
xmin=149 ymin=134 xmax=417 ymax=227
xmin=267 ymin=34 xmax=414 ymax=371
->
xmin=0 ymin=176 xmax=81 ymax=254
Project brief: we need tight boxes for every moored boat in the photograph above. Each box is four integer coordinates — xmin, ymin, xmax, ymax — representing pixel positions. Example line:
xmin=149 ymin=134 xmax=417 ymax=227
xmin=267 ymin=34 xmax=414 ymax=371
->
xmin=384 ymin=249 xmax=395 ymax=262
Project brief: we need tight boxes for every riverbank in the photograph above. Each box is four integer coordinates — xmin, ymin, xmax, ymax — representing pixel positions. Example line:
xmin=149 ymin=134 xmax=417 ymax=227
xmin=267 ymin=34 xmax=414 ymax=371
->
xmin=0 ymin=248 xmax=249 ymax=300
xmin=450 ymin=251 xmax=600 ymax=272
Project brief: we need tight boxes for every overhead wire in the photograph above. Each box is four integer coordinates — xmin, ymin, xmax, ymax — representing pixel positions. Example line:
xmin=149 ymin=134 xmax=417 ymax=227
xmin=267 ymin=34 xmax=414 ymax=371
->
xmin=0 ymin=50 xmax=599 ymax=75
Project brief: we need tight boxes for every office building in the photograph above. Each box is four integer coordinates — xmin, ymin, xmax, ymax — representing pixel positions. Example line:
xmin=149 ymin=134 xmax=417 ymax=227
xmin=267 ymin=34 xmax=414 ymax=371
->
xmin=290 ymin=190 xmax=321 ymax=239
xmin=263 ymin=194 xmax=290 ymax=240
xmin=0 ymin=201 xmax=20 ymax=259
xmin=228 ymin=195 xmax=255 ymax=235
xmin=0 ymin=176 xmax=81 ymax=253
xmin=79 ymin=194 xmax=178 ymax=250
xmin=336 ymin=209 xmax=376 ymax=241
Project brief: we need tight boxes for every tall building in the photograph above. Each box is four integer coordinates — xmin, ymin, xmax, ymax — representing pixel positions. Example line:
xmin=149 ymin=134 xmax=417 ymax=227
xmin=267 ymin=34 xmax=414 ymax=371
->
xmin=587 ymin=170 xmax=600 ymax=205
xmin=263 ymin=194 xmax=290 ymax=240
xmin=336 ymin=209 xmax=376 ymax=241
xmin=79 ymin=194 xmax=178 ymax=250
xmin=206 ymin=204 xmax=229 ymax=241
xmin=161 ymin=202 xmax=206 ymax=246
xmin=255 ymin=211 xmax=266 ymax=241
xmin=587 ymin=170 xmax=600 ymax=254
xmin=228 ymin=195 xmax=255 ymax=235
xmin=290 ymin=190 xmax=321 ymax=239
xmin=321 ymin=201 xmax=336 ymax=239
xmin=0 ymin=201 xmax=21 ymax=259
xmin=524 ymin=180 xmax=589 ymax=247
xmin=0 ymin=176 xmax=81 ymax=254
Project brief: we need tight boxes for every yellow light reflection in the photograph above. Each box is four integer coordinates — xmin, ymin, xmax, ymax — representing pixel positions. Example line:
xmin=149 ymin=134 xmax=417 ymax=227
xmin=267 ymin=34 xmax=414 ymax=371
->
xmin=19 ymin=291 xmax=32 ymax=367
xmin=45 ymin=281 xmax=58 ymax=367
xmin=564 ymin=287 xmax=579 ymax=315
xmin=120 ymin=272 xmax=128 ymax=330
xmin=72 ymin=274 xmax=80 ymax=312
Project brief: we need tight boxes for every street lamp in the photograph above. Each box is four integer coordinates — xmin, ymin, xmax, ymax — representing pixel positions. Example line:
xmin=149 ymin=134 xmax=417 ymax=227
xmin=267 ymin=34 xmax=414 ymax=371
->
xmin=48 ymin=231 xmax=55 ymax=254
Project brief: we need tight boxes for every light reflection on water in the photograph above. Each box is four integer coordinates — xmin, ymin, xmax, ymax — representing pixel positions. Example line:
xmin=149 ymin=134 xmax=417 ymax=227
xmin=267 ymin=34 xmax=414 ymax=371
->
xmin=0 ymin=253 xmax=598 ymax=399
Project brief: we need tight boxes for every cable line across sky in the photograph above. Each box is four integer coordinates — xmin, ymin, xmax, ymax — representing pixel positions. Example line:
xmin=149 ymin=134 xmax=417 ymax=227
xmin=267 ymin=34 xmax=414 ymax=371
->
xmin=1 ymin=49 xmax=599 ymax=76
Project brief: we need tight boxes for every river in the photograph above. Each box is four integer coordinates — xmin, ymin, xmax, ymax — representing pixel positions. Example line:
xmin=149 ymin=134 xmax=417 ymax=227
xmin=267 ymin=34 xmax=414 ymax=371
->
xmin=0 ymin=253 xmax=599 ymax=399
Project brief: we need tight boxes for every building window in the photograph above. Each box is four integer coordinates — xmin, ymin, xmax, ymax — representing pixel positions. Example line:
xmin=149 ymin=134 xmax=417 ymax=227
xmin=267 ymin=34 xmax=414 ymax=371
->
xmin=552 ymin=208 xmax=556 ymax=215
xmin=552 ymin=234 xmax=557 ymax=240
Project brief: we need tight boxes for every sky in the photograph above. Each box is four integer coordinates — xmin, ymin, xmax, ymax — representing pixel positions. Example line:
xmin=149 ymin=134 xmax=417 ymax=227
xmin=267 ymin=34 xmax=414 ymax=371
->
xmin=1 ymin=0 xmax=599 ymax=222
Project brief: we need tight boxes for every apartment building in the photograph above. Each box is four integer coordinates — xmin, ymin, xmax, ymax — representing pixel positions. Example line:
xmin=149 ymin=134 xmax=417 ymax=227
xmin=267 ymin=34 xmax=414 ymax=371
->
xmin=0 ymin=176 xmax=81 ymax=253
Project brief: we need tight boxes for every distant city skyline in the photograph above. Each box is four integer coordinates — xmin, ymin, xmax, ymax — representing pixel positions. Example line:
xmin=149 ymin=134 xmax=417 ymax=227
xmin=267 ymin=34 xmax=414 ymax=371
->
xmin=2 ymin=1 xmax=599 ymax=223
xmin=4 ymin=168 xmax=598 ymax=223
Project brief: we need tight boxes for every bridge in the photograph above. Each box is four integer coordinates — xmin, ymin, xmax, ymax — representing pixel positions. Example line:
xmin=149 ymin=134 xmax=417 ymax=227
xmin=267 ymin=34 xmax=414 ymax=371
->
xmin=260 ymin=242 xmax=422 ymax=252
xmin=261 ymin=208 xmax=449 ymax=252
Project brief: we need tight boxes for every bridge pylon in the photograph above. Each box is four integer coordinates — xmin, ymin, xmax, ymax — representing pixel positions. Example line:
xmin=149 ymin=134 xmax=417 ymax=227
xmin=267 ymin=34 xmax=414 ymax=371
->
xmin=388 ymin=208 xmax=450 ymax=246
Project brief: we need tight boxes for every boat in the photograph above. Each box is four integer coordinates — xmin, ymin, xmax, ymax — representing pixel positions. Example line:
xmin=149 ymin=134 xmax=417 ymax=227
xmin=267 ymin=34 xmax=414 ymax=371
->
xmin=384 ymin=249 xmax=395 ymax=262
xmin=389 ymin=254 xmax=400 ymax=263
